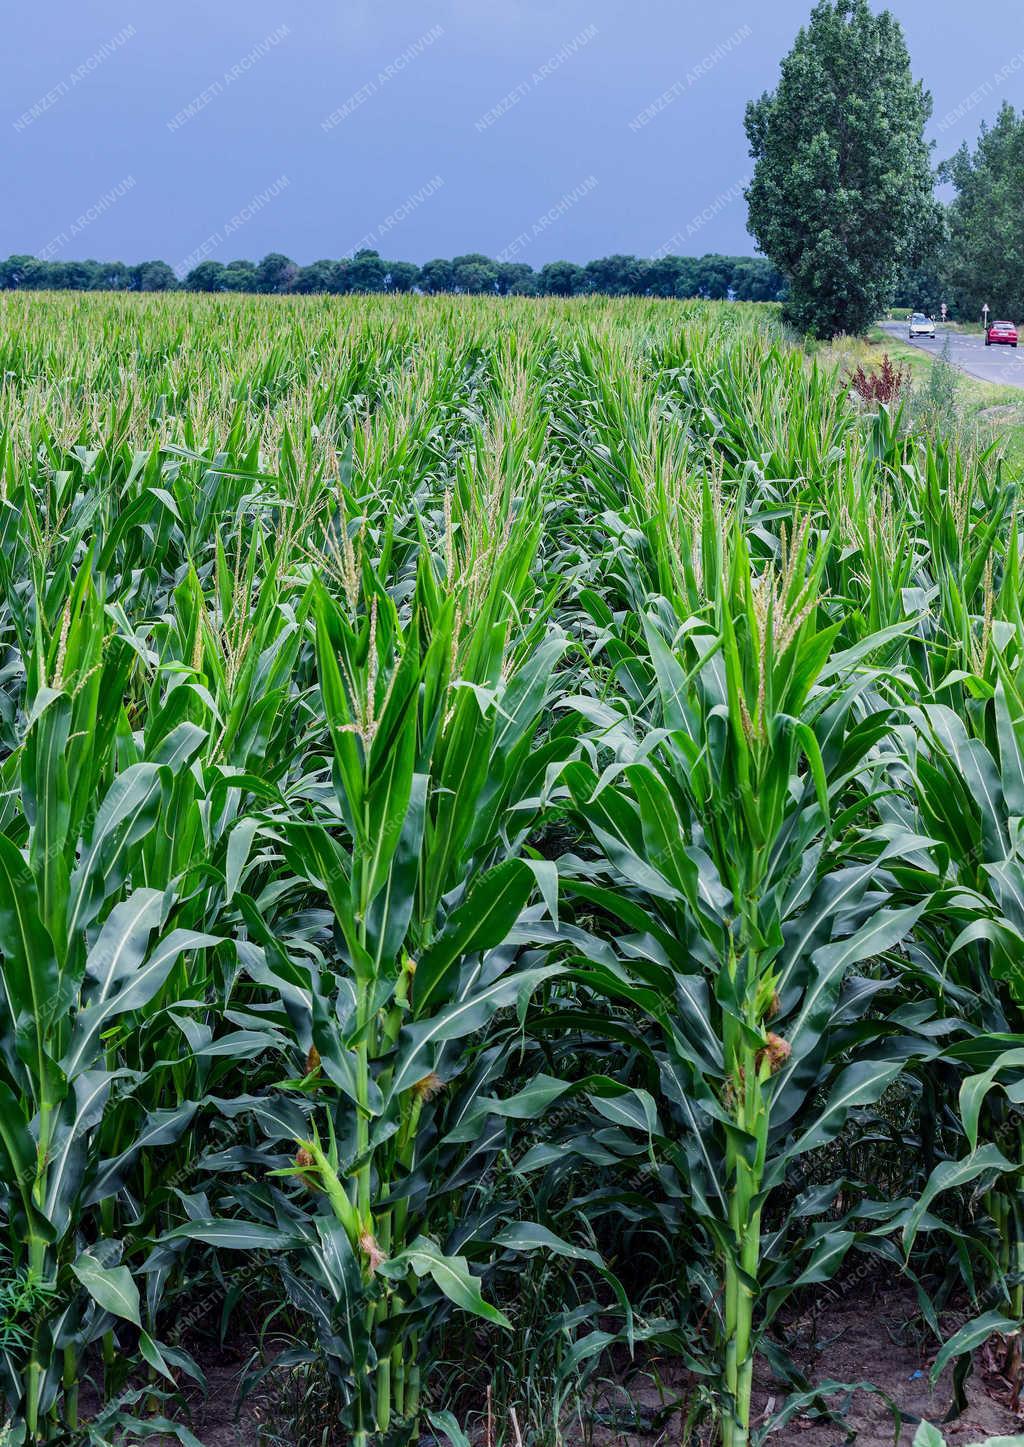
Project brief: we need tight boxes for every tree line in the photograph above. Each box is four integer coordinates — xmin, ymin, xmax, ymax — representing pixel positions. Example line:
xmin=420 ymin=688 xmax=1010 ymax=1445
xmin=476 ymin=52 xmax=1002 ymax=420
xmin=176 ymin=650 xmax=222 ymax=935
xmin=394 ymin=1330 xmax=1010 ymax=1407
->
xmin=0 ymin=251 xmax=786 ymax=302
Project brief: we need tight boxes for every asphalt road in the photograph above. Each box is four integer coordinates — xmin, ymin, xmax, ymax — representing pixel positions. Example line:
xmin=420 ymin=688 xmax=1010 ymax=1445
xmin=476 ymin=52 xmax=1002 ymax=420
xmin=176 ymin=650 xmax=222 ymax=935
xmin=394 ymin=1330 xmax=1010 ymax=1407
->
xmin=878 ymin=320 xmax=1024 ymax=390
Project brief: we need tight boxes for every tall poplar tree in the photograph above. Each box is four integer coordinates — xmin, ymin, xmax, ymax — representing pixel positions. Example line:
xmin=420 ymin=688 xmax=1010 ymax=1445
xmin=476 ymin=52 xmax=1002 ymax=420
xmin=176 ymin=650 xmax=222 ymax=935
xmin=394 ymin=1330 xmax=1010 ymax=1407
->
xmin=745 ymin=0 xmax=937 ymax=337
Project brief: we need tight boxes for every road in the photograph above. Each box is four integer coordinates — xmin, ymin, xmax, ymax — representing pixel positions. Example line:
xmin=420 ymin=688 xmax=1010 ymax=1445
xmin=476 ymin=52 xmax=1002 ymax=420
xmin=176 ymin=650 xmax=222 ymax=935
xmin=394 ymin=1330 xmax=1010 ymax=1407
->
xmin=878 ymin=320 xmax=1024 ymax=390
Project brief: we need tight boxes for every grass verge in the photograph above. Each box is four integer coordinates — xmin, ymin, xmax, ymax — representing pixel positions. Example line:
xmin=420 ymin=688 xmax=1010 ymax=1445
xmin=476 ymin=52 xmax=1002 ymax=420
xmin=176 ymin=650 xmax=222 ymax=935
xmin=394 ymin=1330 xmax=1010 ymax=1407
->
xmin=808 ymin=326 xmax=1024 ymax=472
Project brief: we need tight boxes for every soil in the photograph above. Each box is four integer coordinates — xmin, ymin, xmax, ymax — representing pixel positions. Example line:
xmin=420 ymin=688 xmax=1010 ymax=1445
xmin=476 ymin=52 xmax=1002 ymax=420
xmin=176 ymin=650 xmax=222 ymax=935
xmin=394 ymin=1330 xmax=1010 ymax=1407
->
xmin=103 ymin=1283 xmax=1024 ymax=1446
xmin=587 ymin=1284 xmax=1024 ymax=1447
xmin=165 ymin=1358 xmax=264 ymax=1446
xmin=758 ymin=1286 xmax=1024 ymax=1447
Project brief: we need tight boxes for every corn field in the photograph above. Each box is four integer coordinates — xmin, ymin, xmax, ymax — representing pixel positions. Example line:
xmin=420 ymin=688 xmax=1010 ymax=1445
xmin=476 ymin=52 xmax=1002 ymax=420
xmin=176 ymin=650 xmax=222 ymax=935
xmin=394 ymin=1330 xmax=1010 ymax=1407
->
xmin=1 ymin=289 xmax=1024 ymax=1446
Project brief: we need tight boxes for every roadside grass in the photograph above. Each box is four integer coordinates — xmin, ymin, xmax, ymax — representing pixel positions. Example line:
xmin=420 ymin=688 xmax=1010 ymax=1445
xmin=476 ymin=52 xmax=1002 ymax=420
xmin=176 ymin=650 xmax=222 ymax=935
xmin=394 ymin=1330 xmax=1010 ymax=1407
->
xmin=807 ymin=326 xmax=1024 ymax=473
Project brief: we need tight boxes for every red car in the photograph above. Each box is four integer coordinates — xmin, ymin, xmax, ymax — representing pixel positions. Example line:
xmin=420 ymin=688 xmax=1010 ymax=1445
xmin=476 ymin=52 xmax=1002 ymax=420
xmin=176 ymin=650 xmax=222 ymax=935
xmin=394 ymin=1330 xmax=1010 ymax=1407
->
xmin=986 ymin=320 xmax=1018 ymax=347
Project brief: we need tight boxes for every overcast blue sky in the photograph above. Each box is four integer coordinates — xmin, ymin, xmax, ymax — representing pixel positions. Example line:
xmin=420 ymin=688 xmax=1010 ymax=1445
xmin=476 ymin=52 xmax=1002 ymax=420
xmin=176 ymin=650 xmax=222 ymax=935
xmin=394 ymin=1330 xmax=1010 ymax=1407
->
xmin=4 ymin=0 xmax=1022 ymax=269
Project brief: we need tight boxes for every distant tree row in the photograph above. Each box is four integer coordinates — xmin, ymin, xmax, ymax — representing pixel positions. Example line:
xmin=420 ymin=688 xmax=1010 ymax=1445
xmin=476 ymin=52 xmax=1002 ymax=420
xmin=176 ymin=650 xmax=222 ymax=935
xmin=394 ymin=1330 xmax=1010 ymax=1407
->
xmin=0 ymin=258 xmax=180 ymax=292
xmin=937 ymin=102 xmax=1024 ymax=322
xmin=0 ymin=250 xmax=786 ymax=302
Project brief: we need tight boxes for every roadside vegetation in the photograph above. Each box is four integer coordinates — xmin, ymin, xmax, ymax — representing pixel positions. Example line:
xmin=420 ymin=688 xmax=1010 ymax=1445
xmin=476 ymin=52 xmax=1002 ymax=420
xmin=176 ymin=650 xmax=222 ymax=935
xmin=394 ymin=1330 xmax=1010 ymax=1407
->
xmin=746 ymin=4 xmax=1024 ymax=341
xmin=812 ymin=328 xmax=1024 ymax=470
xmin=746 ymin=0 xmax=936 ymax=337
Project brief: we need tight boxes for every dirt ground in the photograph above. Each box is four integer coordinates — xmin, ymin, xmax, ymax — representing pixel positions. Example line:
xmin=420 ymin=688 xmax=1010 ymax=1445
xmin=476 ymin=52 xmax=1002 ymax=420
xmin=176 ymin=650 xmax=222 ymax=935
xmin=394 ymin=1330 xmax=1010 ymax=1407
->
xmin=121 ymin=1282 xmax=1024 ymax=1445
xmin=586 ymin=1284 xmax=1024 ymax=1447
xmin=760 ymin=1285 xmax=1024 ymax=1447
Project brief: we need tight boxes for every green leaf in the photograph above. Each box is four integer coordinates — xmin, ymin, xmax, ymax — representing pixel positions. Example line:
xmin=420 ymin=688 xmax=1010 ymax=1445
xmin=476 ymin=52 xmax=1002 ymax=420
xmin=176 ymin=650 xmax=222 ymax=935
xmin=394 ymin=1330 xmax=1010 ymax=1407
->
xmin=589 ymin=1085 xmax=662 ymax=1136
xmin=903 ymin=1146 xmax=1016 ymax=1255
xmin=774 ymin=903 xmax=926 ymax=1103
xmin=225 ymin=817 xmax=261 ymax=902
xmin=445 ymin=1074 xmax=573 ymax=1143
xmin=387 ymin=966 xmax=561 ymax=1103
xmin=67 ymin=763 xmax=166 ymax=940
xmin=85 ymin=1101 xmax=199 ymax=1205
xmin=788 ymin=1231 xmax=855 ymax=1290
xmin=929 ymin=1311 xmax=1020 ymax=1385
xmin=66 ymin=927 xmax=220 ymax=1079
xmin=380 ymin=1236 xmax=511 ymax=1329
xmin=492 ymin=1221 xmax=602 ymax=1268
xmin=138 ymin=1329 xmax=179 ymax=1386
xmin=364 ymin=671 xmax=418 ymax=906
xmin=959 ymin=1047 xmax=1024 ymax=1150
xmin=626 ymin=762 xmax=700 ymax=905
xmin=0 ymin=833 xmax=59 ymax=1087
xmin=774 ymin=1060 xmax=904 ymax=1184
xmin=412 ymin=859 xmax=537 ymax=1017
xmin=427 ymin=1411 xmax=473 ymax=1447
xmin=72 ymin=1254 xmax=140 ymax=1326
xmin=164 ymin=1219 xmax=301 ymax=1251
xmin=24 ymin=687 xmax=71 ymax=954
xmin=45 ymin=1069 xmax=117 ymax=1233
xmin=314 ymin=596 xmax=365 ymax=835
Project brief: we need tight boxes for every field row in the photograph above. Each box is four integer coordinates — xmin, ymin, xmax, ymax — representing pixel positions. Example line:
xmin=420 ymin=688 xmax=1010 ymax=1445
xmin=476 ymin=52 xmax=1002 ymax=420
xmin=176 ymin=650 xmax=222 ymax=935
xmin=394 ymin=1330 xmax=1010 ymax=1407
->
xmin=0 ymin=293 xmax=1022 ymax=1446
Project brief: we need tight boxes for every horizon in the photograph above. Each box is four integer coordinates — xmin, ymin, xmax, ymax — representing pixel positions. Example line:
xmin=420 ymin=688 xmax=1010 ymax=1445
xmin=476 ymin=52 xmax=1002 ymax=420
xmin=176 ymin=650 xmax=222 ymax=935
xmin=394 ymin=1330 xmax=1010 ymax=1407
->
xmin=5 ymin=0 xmax=1023 ymax=268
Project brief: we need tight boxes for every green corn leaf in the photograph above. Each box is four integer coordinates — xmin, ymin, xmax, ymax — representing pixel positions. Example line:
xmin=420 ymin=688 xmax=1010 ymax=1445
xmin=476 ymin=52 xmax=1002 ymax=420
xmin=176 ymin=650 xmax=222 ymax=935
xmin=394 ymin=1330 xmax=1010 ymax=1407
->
xmin=72 ymin=1253 xmax=141 ymax=1326
xmin=427 ymin=1411 xmax=473 ymax=1447
xmin=387 ymin=965 xmax=561 ymax=1102
xmin=959 ymin=1047 xmax=1024 ymax=1150
xmin=929 ymin=1311 xmax=1020 ymax=1385
xmin=380 ymin=1236 xmax=511 ymax=1329
xmin=0 ymin=833 xmax=60 ymax=1091
xmin=492 ymin=1221 xmax=603 ymax=1268
xmin=444 ymin=1073 xmax=574 ymax=1142
xmin=164 ymin=1219 xmax=303 ymax=1251
xmin=903 ymin=1146 xmax=1016 ymax=1255
xmin=412 ymin=858 xmax=537 ymax=1016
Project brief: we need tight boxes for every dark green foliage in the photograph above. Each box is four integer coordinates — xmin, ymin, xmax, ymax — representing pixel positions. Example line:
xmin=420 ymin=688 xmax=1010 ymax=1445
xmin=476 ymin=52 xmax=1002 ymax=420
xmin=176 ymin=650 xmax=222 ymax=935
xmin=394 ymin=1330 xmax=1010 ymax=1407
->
xmin=0 ymin=249 xmax=787 ymax=301
xmin=346 ymin=248 xmax=388 ymax=292
xmin=746 ymin=0 xmax=937 ymax=336
xmin=942 ymin=102 xmax=1024 ymax=322
xmin=255 ymin=251 xmax=299 ymax=293
xmin=538 ymin=259 xmax=589 ymax=296
xmin=182 ymin=259 xmax=225 ymax=291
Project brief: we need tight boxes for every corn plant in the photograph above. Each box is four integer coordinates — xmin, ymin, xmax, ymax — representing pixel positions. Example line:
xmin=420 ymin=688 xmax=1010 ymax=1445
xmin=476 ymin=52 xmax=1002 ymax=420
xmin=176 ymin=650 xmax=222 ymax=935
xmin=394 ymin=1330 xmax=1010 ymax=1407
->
xmin=163 ymin=407 xmax=578 ymax=1442
xmin=556 ymin=519 xmax=933 ymax=1447
xmin=896 ymin=671 xmax=1024 ymax=1391
xmin=0 ymin=569 xmax=229 ymax=1440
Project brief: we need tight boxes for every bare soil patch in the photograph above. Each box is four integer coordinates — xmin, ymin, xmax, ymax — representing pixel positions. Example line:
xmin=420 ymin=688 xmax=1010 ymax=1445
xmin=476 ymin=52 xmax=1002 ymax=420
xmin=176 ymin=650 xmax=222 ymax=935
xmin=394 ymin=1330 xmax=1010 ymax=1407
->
xmin=587 ymin=1285 xmax=1023 ymax=1446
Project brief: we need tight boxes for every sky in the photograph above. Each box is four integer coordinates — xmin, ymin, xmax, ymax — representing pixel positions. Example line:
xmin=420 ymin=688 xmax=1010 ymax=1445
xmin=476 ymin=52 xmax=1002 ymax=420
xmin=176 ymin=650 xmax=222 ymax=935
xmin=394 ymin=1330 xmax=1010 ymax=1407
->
xmin=3 ymin=0 xmax=1022 ymax=272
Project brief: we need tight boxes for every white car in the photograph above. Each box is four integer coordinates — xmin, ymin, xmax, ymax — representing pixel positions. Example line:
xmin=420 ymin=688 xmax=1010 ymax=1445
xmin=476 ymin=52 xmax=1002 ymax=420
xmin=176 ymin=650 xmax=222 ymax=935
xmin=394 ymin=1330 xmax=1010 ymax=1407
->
xmin=908 ymin=312 xmax=936 ymax=338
